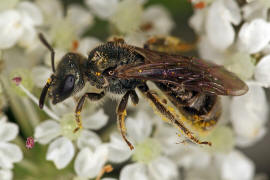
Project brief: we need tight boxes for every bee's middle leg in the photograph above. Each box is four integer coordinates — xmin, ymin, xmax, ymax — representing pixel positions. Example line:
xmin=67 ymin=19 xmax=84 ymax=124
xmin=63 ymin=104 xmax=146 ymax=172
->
xmin=74 ymin=92 xmax=105 ymax=132
xmin=117 ymin=90 xmax=138 ymax=150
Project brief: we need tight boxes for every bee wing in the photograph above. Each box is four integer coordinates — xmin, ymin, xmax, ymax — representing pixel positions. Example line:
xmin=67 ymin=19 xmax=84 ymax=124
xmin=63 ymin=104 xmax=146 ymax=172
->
xmin=113 ymin=47 xmax=248 ymax=96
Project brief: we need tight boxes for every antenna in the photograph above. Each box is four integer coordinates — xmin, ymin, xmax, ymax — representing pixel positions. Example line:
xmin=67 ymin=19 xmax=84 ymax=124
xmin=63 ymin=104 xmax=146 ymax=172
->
xmin=38 ymin=33 xmax=56 ymax=73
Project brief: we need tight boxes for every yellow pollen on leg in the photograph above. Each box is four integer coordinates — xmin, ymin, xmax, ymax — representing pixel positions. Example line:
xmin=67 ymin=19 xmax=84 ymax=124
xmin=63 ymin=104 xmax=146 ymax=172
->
xmin=47 ymin=78 xmax=52 ymax=83
xmin=95 ymin=72 xmax=101 ymax=76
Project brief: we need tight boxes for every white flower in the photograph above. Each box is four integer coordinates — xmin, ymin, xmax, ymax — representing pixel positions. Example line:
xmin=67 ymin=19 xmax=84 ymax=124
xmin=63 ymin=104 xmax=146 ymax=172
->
xmin=206 ymin=0 xmax=241 ymax=50
xmin=230 ymin=84 xmax=268 ymax=147
xmin=242 ymin=0 xmax=270 ymax=21
xmin=120 ymin=158 xmax=178 ymax=180
xmin=189 ymin=9 xmax=207 ymax=34
xmin=77 ymin=37 xmax=101 ymax=57
xmin=0 ymin=169 xmax=13 ymax=180
xmin=85 ymin=0 xmax=119 ymax=19
xmin=74 ymin=145 xmax=108 ymax=179
xmin=31 ymin=66 xmax=52 ymax=88
xmin=0 ymin=1 xmax=43 ymax=49
xmin=16 ymin=73 xmax=109 ymax=169
xmin=66 ymin=5 xmax=94 ymax=36
xmin=0 ymin=115 xmax=23 ymax=179
xmin=111 ymin=0 xmax=143 ymax=34
xmin=37 ymin=1 xmax=93 ymax=50
xmin=34 ymin=108 xmax=108 ymax=169
xmin=141 ymin=5 xmax=174 ymax=35
xmin=237 ymin=19 xmax=270 ymax=54
xmin=254 ymin=54 xmax=270 ymax=87
xmin=108 ymin=111 xmax=179 ymax=180
xmin=218 ymin=150 xmax=255 ymax=180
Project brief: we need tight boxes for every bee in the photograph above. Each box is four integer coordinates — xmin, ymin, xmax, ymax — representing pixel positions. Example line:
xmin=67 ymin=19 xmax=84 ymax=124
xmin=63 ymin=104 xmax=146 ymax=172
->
xmin=38 ymin=34 xmax=248 ymax=150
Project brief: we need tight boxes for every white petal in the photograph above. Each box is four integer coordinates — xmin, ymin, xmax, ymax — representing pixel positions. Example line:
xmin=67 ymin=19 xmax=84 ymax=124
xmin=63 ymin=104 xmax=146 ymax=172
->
xmin=77 ymin=130 xmax=102 ymax=150
xmin=120 ymin=163 xmax=149 ymax=180
xmin=0 ymin=142 xmax=23 ymax=169
xmin=222 ymin=0 xmax=241 ymax=25
xmin=254 ymin=55 xmax=270 ymax=86
xmin=176 ymin=145 xmax=211 ymax=169
xmin=77 ymin=37 xmax=101 ymax=56
xmin=224 ymin=52 xmax=255 ymax=80
xmin=111 ymin=0 xmax=142 ymax=34
xmin=108 ymin=133 xmax=132 ymax=163
xmin=126 ymin=111 xmax=152 ymax=143
xmin=242 ymin=2 xmax=269 ymax=21
xmin=189 ymin=9 xmax=206 ymax=34
xmin=142 ymin=5 xmax=174 ymax=35
xmin=230 ymin=84 xmax=268 ymax=147
xmin=0 ymin=118 xmax=18 ymax=142
xmin=220 ymin=150 xmax=254 ymax=180
xmin=154 ymin=125 xmax=179 ymax=156
xmin=46 ymin=137 xmax=75 ymax=169
xmin=197 ymin=36 xmax=226 ymax=65
xmin=0 ymin=10 xmax=23 ymax=49
xmin=50 ymin=98 xmax=76 ymax=117
xmin=101 ymin=178 xmax=117 ymax=180
xmin=17 ymin=1 xmax=43 ymax=25
xmin=148 ymin=157 xmax=178 ymax=180
xmin=206 ymin=0 xmax=236 ymax=50
xmin=36 ymin=0 xmax=63 ymax=25
xmin=34 ymin=120 xmax=61 ymax=144
xmin=75 ymin=145 xmax=108 ymax=178
xmin=185 ymin=166 xmax=219 ymax=180
xmin=85 ymin=0 xmax=119 ymax=19
xmin=0 ymin=169 xmax=13 ymax=180
xmin=67 ymin=5 xmax=94 ymax=36
xmin=31 ymin=66 xmax=52 ymax=88
xmin=17 ymin=25 xmax=36 ymax=48
xmin=237 ymin=19 xmax=270 ymax=54
xmin=82 ymin=109 xmax=108 ymax=130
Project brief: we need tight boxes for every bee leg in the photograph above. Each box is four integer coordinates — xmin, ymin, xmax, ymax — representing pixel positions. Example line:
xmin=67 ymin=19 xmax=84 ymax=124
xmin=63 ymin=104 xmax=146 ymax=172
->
xmin=108 ymin=37 xmax=126 ymax=44
xmin=74 ymin=92 xmax=105 ymax=133
xmin=144 ymin=36 xmax=196 ymax=53
xmin=117 ymin=91 xmax=134 ymax=150
xmin=138 ymin=84 xmax=211 ymax=146
xmin=130 ymin=90 xmax=139 ymax=105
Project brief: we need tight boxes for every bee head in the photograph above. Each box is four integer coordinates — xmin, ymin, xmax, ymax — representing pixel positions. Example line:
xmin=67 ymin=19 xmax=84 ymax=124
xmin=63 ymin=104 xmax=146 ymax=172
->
xmin=38 ymin=34 xmax=85 ymax=108
xmin=49 ymin=53 xmax=85 ymax=104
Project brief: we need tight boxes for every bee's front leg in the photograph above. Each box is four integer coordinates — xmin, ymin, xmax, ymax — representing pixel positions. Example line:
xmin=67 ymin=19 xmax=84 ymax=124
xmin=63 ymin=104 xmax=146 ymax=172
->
xmin=117 ymin=90 xmax=138 ymax=150
xmin=74 ymin=92 xmax=105 ymax=133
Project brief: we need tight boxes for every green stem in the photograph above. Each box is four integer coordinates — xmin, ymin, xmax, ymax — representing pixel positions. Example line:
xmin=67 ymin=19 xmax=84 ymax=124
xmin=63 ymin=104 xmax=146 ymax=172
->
xmin=0 ymin=76 xmax=32 ymax=136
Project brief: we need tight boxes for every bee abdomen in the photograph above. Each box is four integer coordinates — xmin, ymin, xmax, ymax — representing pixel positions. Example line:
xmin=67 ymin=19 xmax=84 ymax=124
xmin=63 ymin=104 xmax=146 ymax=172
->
xmin=155 ymin=82 xmax=221 ymax=131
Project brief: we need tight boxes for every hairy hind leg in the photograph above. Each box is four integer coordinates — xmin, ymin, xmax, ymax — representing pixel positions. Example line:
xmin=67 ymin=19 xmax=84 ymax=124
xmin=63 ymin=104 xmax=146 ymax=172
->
xmin=144 ymin=36 xmax=197 ymax=53
xmin=138 ymin=83 xmax=211 ymax=146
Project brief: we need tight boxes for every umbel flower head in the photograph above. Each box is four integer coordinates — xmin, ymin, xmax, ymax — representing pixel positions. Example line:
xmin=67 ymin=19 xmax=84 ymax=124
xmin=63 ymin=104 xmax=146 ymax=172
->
xmin=0 ymin=1 xmax=43 ymax=49
xmin=189 ymin=0 xmax=270 ymax=147
xmin=0 ymin=0 xmax=269 ymax=179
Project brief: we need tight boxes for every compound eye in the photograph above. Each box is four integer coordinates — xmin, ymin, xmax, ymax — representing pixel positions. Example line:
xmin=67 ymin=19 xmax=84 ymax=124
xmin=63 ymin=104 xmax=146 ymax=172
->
xmin=63 ymin=75 xmax=75 ymax=93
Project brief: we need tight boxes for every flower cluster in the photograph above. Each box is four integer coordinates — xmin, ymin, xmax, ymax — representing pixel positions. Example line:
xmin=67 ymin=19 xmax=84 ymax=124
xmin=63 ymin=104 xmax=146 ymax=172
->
xmin=0 ymin=0 xmax=269 ymax=179
xmin=189 ymin=0 xmax=270 ymax=147
xmin=0 ymin=115 xmax=23 ymax=180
